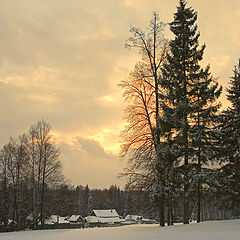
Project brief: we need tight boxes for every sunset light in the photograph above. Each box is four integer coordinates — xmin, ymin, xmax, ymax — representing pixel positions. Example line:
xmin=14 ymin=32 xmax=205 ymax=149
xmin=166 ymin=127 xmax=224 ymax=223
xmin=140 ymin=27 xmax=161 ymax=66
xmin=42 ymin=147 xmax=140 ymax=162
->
xmin=0 ymin=1 xmax=239 ymax=235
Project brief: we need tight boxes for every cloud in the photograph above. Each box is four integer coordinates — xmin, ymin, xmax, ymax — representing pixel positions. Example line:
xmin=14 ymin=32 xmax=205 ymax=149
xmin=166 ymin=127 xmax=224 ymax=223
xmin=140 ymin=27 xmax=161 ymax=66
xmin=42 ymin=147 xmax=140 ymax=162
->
xmin=73 ymin=137 xmax=114 ymax=160
xmin=59 ymin=137 xmax=125 ymax=188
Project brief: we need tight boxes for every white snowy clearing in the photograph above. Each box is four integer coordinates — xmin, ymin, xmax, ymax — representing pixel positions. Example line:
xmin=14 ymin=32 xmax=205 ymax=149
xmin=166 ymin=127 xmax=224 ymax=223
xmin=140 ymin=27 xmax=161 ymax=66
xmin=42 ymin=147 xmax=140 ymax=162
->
xmin=0 ymin=220 xmax=239 ymax=240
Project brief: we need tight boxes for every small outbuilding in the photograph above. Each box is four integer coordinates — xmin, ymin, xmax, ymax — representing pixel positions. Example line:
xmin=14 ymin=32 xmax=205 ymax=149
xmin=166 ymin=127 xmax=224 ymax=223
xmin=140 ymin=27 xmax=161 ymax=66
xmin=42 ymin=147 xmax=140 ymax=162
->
xmin=125 ymin=215 xmax=143 ymax=223
xmin=125 ymin=215 xmax=156 ymax=224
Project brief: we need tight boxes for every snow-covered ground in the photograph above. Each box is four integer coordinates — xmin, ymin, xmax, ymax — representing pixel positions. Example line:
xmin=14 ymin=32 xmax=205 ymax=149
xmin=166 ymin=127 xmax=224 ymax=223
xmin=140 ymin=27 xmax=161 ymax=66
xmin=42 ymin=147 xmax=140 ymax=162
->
xmin=0 ymin=220 xmax=239 ymax=240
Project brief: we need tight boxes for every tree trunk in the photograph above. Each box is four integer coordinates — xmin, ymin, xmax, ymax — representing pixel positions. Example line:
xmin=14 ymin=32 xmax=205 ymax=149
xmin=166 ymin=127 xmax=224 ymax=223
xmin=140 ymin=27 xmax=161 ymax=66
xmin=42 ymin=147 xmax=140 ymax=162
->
xmin=197 ymin=106 xmax=201 ymax=223
xmin=31 ymin=145 xmax=37 ymax=230
xmin=197 ymin=170 xmax=201 ymax=222
xmin=167 ymin=202 xmax=170 ymax=226
xmin=3 ymin=163 xmax=8 ymax=230
xmin=170 ymin=207 xmax=173 ymax=225
xmin=40 ymin=144 xmax=47 ymax=226
xmin=183 ymin=61 xmax=189 ymax=225
xmin=183 ymin=128 xmax=189 ymax=224
xmin=183 ymin=182 xmax=189 ymax=224
xmin=159 ymin=199 xmax=165 ymax=227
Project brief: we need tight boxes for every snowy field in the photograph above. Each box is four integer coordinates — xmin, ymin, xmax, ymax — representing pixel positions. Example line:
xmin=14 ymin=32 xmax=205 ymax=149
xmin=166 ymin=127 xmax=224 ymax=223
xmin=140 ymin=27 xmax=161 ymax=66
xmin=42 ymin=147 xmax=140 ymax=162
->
xmin=0 ymin=220 xmax=239 ymax=240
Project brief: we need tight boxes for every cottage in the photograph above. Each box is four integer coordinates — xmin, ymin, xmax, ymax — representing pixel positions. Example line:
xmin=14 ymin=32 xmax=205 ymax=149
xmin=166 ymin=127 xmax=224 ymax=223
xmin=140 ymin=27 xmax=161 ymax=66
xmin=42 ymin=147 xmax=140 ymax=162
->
xmin=68 ymin=215 xmax=85 ymax=224
xmin=85 ymin=209 xmax=125 ymax=226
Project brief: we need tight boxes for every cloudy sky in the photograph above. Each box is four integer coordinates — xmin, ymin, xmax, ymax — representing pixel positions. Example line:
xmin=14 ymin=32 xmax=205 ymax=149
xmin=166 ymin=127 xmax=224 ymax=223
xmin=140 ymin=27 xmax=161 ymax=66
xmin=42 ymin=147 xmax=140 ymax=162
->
xmin=0 ymin=0 xmax=239 ymax=189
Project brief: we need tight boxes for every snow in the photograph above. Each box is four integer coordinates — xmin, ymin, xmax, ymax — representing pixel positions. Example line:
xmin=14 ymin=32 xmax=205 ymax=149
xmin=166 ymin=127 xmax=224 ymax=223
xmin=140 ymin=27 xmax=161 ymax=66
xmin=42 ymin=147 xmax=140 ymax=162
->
xmin=85 ymin=215 xmax=100 ymax=223
xmin=68 ymin=215 xmax=83 ymax=222
xmin=45 ymin=215 xmax=69 ymax=224
xmin=85 ymin=215 xmax=125 ymax=224
xmin=87 ymin=209 xmax=123 ymax=223
xmin=0 ymin=220 xmax=239 ymax=240
xmin=7 ymin=220 xmax=16 ymax=226
xmin=125 ymin=215 xmax=142 ymax=221
xmin=93 ymin=209 xmax=119 ymax=218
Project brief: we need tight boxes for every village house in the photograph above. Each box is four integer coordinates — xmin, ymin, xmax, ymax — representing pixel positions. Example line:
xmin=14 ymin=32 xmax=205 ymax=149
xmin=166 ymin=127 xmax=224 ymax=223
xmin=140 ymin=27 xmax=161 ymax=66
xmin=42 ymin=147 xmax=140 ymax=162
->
xmin=85 ymin=209 xmax=125 ymax=226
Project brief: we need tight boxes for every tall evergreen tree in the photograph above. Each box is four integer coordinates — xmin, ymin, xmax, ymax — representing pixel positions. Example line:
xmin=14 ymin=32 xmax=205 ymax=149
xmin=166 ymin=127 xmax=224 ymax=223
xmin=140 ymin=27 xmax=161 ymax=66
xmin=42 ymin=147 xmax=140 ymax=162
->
xmin=218 ymin=60 xmax=240 ymax=214
xmin=189 ymin=66 xmax=221 ymax=222
xmin=87 ymin=193 xmax=94 ymax=216
xmin=161 ymin=0 xmax=221 ymax=223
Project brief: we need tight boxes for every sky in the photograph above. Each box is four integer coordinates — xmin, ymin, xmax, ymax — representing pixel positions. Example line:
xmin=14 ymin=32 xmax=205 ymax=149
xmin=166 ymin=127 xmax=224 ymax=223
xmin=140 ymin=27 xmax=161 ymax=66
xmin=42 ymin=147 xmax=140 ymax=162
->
xmin=0 ymin=0 xmax=239 ymax=189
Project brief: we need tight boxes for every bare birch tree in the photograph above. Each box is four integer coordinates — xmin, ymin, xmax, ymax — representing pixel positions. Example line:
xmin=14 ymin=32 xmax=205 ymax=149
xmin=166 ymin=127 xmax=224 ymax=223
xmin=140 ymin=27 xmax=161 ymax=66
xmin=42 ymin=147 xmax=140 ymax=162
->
xmin=25 ymin=120 xmax=63 ymax=227
xmin=120 ymin=12 xmax=168 ymax=226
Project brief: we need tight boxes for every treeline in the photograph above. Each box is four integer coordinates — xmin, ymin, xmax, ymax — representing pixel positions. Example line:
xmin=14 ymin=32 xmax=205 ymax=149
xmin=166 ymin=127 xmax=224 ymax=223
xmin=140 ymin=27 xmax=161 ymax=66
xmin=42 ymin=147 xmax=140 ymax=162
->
xmin=120 ymin=0 xmax=240 ymax=227
xmin=36 ymin=184 xmax=232 ymax=222
xmin=51 ymin=184 xmax=152 ymax=218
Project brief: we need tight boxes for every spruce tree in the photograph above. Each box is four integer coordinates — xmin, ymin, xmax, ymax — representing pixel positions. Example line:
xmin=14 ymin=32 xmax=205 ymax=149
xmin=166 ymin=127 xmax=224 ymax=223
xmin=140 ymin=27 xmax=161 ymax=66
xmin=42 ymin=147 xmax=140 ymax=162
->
xmin=87 ymin=193 xmax=94 ymax=216
xmin=161 ymin=0 xmax=221 ymax=223
xmin=190 ymin=66 xmax=221 ymax=222
xmin=218 ymin=60 xmax=240 ymax=214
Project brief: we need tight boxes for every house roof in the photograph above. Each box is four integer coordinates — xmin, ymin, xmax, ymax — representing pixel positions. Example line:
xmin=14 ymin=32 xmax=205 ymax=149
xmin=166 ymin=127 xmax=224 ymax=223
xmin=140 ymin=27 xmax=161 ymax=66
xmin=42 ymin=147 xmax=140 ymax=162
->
xmin=68 ymin=215 xmax=83 ymax=222
xmin=46 ymin=215 xmax=69 ymax=224
xmin=93 ymin=209 xmax=119 ymax=218
xmin=7 ymin=219 xmax=17 ymax=225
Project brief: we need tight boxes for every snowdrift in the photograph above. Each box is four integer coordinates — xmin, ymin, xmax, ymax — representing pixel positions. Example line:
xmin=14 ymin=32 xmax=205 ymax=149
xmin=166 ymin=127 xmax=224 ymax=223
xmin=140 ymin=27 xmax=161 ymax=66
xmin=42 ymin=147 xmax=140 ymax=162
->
xmin=0 ymin=219 xmax=239 ymax=240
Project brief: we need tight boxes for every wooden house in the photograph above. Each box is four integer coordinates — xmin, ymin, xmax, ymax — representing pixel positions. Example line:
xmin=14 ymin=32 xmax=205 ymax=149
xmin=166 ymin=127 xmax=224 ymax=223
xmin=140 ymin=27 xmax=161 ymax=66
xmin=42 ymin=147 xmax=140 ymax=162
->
xmin=85 ymin=209 xmax=125 ymax=226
